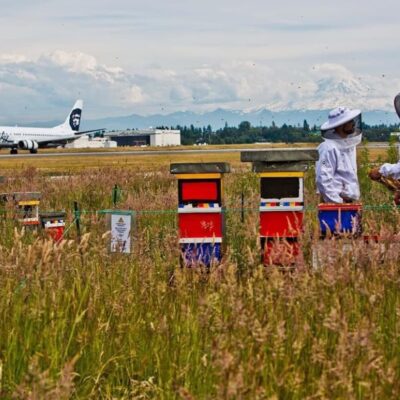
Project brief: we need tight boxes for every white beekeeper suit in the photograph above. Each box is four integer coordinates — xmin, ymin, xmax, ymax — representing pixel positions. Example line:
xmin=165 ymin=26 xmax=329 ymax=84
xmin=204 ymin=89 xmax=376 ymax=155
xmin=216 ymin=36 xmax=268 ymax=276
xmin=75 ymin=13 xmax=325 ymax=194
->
xmin=316 ymin=107 xmax=362 ymax=203
xmin=376 ymin=93 xmax=400 ymax=179
xmin=379 ymin=162 xmax=400 ymax=179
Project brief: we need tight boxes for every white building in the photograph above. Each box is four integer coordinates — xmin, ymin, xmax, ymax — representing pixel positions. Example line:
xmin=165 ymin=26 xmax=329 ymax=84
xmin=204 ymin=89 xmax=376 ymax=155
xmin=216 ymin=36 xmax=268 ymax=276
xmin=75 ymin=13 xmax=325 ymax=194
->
xmin=106 ymin=129 xmax=181 ymax=147
xmin=65 ymin=135 xmax=117 ymax=149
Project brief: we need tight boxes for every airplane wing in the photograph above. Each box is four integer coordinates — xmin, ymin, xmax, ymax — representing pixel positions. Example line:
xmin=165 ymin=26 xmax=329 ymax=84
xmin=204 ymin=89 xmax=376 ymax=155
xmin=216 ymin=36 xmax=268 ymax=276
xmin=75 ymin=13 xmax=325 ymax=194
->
xmin=37 ymin=129 xmax=105 ymax=148
xmin=76 ymin=129 xmax=106 ymax=135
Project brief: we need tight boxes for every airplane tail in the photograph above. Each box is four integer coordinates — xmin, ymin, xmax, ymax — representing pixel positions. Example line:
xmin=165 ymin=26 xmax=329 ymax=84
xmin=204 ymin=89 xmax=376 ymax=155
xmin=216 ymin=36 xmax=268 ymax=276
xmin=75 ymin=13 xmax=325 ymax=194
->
xmin=57 ymin=100 xmax=83 ymax=133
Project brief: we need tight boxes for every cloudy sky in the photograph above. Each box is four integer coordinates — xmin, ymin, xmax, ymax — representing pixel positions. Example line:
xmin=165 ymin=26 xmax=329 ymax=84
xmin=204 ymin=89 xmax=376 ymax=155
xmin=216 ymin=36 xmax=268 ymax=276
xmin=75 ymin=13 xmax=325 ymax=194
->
xmin=0 ymin=0 xmax=399 ymax=122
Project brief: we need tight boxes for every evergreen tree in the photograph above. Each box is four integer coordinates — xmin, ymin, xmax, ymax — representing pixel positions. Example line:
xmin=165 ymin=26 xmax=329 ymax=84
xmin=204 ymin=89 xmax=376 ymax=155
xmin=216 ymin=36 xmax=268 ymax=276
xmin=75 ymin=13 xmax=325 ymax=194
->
xmin=238 ymin=121 xmax=251 ymax=132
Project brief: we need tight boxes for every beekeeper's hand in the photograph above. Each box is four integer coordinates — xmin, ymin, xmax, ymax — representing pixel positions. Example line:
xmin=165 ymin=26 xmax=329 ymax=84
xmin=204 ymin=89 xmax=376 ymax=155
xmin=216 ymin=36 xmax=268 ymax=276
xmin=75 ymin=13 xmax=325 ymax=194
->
xmin=340 ymin=194 xmax=354 ymax=203
xmin=368 ymin=168 xmax=382 ymax=181
xmin=394 ymin=191 xmax=400 ymax=206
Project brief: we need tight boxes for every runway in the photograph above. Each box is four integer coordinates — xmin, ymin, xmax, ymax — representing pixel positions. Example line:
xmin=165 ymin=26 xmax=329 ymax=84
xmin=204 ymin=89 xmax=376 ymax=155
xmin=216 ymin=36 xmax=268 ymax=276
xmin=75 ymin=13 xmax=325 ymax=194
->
xmin=0 ymin=143 xmax=390 ymax=159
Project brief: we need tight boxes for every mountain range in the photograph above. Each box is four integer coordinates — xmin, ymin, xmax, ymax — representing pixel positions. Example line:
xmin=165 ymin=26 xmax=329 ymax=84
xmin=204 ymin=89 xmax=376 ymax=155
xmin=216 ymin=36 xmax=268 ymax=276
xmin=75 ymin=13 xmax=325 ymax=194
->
xmin=22 ymin=108 xmax=400 ymax=131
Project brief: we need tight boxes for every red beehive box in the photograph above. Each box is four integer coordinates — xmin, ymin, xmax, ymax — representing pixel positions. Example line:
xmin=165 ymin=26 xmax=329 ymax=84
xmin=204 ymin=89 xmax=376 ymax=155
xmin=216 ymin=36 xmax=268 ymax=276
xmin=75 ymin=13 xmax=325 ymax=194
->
xmin=178 ymin=212 xmax=222 ymax=239
xmin=260 ymin=210 xmax=303 ymax=238
xmin=262 ymin=238 xmax=300 ymax=266
xmin=46 ymin=226 xmax=65 ymax=242
xmin=180 ymin=180 xmax=220 ymax=203
xmin=40 ymin=212 xmax=67 ymax=242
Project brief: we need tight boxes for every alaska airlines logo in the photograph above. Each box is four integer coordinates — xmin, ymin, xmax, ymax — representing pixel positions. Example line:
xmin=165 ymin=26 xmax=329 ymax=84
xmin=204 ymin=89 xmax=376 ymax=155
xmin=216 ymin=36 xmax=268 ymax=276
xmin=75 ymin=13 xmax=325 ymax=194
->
xmin=0 ymin=131 xmax=10 ymax=142
xmin=69 ymin=108 xmax=81 ymax=131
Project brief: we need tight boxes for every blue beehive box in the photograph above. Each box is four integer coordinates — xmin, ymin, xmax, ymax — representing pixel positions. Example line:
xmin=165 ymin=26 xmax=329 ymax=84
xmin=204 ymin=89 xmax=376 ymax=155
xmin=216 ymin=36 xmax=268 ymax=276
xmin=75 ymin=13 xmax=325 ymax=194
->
xmin=180 ymin=242 xmax=222 ymax=267
xmin=318 ymin=204 xmax=362 ymax=236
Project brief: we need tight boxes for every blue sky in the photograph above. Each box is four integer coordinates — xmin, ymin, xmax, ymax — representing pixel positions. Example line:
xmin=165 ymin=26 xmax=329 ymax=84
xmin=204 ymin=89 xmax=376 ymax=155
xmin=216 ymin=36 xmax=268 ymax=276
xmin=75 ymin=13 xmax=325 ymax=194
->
xmin=0 ymin=0 xmax=399 ymax=121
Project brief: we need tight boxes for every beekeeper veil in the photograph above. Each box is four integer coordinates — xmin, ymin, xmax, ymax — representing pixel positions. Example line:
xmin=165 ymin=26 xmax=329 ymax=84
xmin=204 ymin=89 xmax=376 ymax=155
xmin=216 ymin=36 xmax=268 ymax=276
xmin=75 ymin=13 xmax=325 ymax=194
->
xmin=321 ymin=107 xmax=362 ymax=148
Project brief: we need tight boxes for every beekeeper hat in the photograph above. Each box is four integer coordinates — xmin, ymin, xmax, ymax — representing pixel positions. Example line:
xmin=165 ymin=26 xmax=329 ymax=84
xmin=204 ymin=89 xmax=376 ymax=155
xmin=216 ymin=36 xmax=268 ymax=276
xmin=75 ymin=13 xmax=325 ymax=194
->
xmin=394 ymin=93 xmax=400 ymax=119
xmin=321 ymin=107 xmax=361 ymax=131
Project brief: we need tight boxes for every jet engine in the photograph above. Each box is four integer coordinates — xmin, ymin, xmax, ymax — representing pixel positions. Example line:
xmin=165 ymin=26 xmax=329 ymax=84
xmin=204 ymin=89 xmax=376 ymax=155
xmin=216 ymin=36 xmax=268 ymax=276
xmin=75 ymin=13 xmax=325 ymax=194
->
xmin=18 ymin=140 xmax=39 ymax=150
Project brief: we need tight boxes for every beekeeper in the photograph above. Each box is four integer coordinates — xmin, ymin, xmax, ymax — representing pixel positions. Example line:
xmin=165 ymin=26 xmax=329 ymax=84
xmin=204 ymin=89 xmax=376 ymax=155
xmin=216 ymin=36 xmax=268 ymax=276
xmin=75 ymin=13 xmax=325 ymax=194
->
xmin=369 ymin=162 xmax=400 ymax=181
xmin=368 ymin=94 xmax=400 ymax=202
xmin=369 ymin=93 xmax=400 ymax=182
xmin=316 ymin=107 xmax=362 ymax=203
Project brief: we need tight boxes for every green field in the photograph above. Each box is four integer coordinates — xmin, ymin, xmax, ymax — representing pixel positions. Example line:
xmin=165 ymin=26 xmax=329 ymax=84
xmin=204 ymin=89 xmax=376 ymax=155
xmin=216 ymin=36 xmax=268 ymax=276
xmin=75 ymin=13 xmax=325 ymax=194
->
xmin=0 ymin=144 xmax=400 ymax=399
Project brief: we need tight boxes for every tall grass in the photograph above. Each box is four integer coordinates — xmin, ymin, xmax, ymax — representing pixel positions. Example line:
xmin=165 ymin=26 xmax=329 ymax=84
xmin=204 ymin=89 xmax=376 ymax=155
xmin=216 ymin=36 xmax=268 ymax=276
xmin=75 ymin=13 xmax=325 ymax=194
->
xmin=0 ymin=153 xmax=400 ymax=398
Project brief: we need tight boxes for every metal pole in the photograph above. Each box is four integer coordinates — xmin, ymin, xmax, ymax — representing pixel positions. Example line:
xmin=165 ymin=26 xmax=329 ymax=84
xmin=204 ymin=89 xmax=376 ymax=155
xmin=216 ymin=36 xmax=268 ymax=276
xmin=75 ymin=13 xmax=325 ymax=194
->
xmin=241 ymin=191 xmax=245 ymax=223
xmin=73 ymin=201 xmax=81 ymax=241
xmin=113 ymin=184 xmax=121 ymax=207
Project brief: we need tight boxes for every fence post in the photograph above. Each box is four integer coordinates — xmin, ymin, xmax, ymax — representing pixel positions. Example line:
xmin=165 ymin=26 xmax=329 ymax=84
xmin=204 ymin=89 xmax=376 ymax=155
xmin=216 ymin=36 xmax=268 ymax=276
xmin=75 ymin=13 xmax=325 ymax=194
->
xmin=241 ymin=191 xmax=245 ymax=223
xmin=73 ymin=201 xmax=81 ymax=241
xmin=112 ymin=184 xmax=121 ymax=207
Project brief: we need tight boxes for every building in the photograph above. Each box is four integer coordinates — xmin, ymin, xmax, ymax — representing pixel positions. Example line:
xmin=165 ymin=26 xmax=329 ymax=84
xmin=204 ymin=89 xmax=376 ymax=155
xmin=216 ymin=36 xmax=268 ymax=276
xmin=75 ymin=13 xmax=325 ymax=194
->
xmin=106 ymin=128 xmax=181 ymax=147
xmin=65 ymin=135 xmax=117 ymax=149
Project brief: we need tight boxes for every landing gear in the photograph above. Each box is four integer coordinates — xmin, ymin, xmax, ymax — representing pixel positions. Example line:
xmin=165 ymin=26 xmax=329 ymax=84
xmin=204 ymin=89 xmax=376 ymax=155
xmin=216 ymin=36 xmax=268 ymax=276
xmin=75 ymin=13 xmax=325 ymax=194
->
xmin=10 ymin=148 xmax=18 ymax=155
xmin=30 ymin=149 xmax=38 ymax=154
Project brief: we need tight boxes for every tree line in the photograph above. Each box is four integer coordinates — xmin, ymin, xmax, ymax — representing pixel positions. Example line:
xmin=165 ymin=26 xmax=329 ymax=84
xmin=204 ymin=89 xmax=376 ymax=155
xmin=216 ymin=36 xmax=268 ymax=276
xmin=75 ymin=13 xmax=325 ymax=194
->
xmin=159 ymin=120 xmax=400 ymax=145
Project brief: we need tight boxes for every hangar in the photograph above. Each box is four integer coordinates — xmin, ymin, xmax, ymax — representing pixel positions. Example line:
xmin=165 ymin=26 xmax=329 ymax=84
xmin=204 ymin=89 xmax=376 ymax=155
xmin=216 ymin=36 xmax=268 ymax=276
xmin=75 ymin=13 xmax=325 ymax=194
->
xmin=106 ymin=128 xmax=181 ymax=147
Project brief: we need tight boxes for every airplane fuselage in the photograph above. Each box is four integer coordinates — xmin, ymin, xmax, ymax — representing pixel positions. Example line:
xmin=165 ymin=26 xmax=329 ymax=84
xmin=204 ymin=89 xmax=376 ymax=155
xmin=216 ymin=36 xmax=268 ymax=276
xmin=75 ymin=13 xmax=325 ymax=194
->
xmin=0 ymin=126 xmax=76 ymax=146
xmin=0 ymin=100 xmax=101 ymax=154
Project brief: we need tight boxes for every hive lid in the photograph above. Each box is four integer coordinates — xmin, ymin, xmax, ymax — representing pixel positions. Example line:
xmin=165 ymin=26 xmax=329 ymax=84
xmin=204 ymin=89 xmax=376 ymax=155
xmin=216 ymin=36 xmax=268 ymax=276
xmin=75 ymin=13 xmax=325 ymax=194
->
xmin=170 ymin=162 xmax=230 ymax=174
xmin=252 ymin=162 xmax=310 ymax=172
xmin=39 ymin=211 xmax=67 ymax=219
xmin=13 ymin=192 xmax=41 ymax=200
xmin=318 ymin=203 xmax=362 ymax=211
xmin=241 ymin=148 xmax=318 ymax=163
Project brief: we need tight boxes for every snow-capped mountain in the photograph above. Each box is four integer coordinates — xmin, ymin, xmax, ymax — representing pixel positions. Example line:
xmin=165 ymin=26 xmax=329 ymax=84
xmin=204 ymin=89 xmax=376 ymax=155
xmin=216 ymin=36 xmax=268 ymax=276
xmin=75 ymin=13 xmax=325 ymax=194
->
xmin=19 ymin=76 xmax=399 ymax=130
xmin=75 ymin=108 xmax=398 ymax=131
xmin=25 ymin=106 xmax=399 ymax=132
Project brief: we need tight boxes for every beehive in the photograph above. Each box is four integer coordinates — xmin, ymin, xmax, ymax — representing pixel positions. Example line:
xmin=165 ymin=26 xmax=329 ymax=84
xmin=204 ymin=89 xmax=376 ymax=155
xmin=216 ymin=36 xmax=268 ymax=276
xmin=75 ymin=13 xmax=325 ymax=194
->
xmin=170 ymin=163 xmax=230 ymax=267
xmin=241 ymin=149 xmax=318 ymax=266
xmin=40 ymin=211 xmax=67 ymax=242
xmin=13 ymin=192 xmax=41 ymax=227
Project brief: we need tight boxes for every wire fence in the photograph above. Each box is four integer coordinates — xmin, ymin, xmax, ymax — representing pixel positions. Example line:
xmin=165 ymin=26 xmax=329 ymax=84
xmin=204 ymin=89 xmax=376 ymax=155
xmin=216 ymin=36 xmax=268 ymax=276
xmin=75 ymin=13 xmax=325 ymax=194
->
xmin=0 ymin=203 xmax=399 ymax=220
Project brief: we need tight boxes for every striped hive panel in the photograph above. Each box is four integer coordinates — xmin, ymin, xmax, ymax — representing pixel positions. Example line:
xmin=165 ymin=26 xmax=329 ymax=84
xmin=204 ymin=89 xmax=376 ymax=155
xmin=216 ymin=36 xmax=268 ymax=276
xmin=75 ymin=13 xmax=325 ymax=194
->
xmin=44 ymin=220 xmax=66 ymax=228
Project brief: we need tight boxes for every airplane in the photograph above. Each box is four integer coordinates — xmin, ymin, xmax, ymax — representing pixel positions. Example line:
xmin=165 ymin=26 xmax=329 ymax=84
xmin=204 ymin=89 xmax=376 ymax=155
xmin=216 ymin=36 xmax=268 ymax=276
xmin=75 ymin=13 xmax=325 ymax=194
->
xmin=0 ymin=100 xmax=103 ymax=154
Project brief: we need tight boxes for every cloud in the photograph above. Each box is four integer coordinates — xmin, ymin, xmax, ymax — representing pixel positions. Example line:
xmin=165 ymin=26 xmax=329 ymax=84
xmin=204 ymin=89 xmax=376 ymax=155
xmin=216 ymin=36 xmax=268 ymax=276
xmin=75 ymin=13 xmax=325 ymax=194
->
xmin=126 ymin=85 xmax=144 ymax=103
xmin=0 ymin=51 xmax=135 ymax=122
xmin=0 ymin=51 xmax=398 ymax=124
xmin=0 ymin=54 xmax=29 ymax=64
